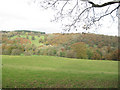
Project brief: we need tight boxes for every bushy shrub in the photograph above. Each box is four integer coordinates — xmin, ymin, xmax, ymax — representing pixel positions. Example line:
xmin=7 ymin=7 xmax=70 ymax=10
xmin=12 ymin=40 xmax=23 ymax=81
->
xmin=38 ymin=47 xmax=49 ymax=55
xmin=2 ymin=49 xmax=11 ymax=55
xmin=24 ymin=44 xmax=32 ymax=51
xmin=11 ymin=49 xmax=23 ymax=55
xmin=47 ymin=47 xmax=57 ymax=56
xmin=87 ymin=48 xmax=93 ymax=59
xmin=24 ymin=50 xmax=33 ymax=56
xmin=60 ymin=52 xmax=66 ymax=57
xmin=57 ymin=51 xmax=66 ymax=57
xmin=66 ymin=50 xmax=76 ymax=58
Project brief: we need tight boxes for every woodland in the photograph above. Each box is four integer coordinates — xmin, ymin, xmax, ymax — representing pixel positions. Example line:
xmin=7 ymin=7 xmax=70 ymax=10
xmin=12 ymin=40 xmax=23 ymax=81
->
xmin=1 ymin=30 xmax=119 ymax=61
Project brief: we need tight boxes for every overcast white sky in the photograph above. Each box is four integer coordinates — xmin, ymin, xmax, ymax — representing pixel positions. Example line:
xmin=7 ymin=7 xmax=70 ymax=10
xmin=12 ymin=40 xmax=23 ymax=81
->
xmin=0 ymin=0 xmax=118 ymax=36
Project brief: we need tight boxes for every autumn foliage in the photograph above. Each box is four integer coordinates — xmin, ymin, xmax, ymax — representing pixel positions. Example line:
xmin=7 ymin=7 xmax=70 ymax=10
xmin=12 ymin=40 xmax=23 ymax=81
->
xmin=15 ymin=38 xmax=32 ymax=44
xmin=71 ymin=42 xmax=87 ymax=59
xmin=1 ymin=31 xmax=119 ymax=61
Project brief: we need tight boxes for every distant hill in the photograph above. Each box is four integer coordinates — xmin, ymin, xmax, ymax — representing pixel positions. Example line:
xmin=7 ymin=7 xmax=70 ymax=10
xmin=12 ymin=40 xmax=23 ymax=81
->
xmin=14 ymin=30 xmax=45 ymax=34
xmin=1 ymin=30 xmax=119 ymax=60
xmin=1 ymin=30 xmax=46 ymax=34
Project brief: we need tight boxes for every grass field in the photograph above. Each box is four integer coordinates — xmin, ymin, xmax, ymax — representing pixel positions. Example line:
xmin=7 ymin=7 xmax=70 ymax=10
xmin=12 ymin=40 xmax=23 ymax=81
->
xmin=2 ymin=55 xmax=118 ymax=88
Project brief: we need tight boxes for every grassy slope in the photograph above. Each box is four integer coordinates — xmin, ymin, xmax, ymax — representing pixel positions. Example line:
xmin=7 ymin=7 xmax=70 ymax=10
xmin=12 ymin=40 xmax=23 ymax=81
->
xmin=11 ymin=35 xmax=44 ymax=46
xmin=2 ymin=55 xmax=118 ymax=88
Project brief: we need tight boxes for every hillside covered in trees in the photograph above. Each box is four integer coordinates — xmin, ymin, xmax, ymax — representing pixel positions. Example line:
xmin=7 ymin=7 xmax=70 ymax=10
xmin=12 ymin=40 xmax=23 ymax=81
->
xmin=1 ymin=30 xmax=119 ymax=61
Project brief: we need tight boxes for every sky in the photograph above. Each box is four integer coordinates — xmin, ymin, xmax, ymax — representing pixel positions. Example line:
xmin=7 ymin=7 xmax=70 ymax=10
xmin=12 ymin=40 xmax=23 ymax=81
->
xmin=0 ymin=0 xmax=118 ymax=36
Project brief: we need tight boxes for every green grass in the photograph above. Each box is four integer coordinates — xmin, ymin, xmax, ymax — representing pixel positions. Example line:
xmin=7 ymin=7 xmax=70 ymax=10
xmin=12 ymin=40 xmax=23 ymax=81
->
xmin=31 ymin=36 xmax=44 ymax=46
xmin=2 ymin=55 xmax=118 ymax=88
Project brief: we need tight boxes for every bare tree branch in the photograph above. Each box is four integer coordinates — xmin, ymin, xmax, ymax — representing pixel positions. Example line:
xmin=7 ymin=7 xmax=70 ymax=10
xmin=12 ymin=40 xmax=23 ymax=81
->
xmin=94 ymin=5 xmax=120 ymax=22
xmin=88 ymin=1 xmax=120 ymax=7
xmin=60 ymin=0 xmax=69 ymax=15
xmin=67 ymin=6 xmax=92 ymax=31
xmin=34 ymin=0 xmax=120 ymax=32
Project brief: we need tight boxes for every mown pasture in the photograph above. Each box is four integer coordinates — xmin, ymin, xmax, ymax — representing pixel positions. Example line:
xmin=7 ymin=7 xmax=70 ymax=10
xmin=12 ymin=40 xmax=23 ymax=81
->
xmin=2 ymin=55 xmax=118 ymax=88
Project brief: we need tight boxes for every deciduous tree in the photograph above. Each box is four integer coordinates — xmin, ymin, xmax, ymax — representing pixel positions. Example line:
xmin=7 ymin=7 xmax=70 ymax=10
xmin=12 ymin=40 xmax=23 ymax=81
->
xmin=34 ymin=0 xmax=120 ymax=31
xmin=71 ymin=42 xmax=87 ymax=59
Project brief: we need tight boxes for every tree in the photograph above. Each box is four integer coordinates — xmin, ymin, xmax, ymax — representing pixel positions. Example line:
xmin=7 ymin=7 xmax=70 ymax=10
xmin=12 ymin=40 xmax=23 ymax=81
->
xmin=66 ymin=50 xmax=76 ymax=58
xmin=39 ymin=38 xmax=43 ymax=43
xmin=34 ymin=0 xmax=120 ymax=31
xmin=71 ymin=42 xmax=87 ymax=59
xmin=26 ymin=35 xmax=29 ymax=39
xmin=110 ymin=49 xmax=119 ymax=61
xmin=32 ymin=36 xmax=35 ymax=40
xmin=91 ymin=51 xmax=101 ymax=60
xmin=87 ymin=47 xmax=93 ymax=59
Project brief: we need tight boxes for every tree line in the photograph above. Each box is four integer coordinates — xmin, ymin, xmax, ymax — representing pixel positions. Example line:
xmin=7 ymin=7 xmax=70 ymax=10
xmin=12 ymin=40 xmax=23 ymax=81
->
xmin=1 ymin=31 xmax=119 ymax=61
